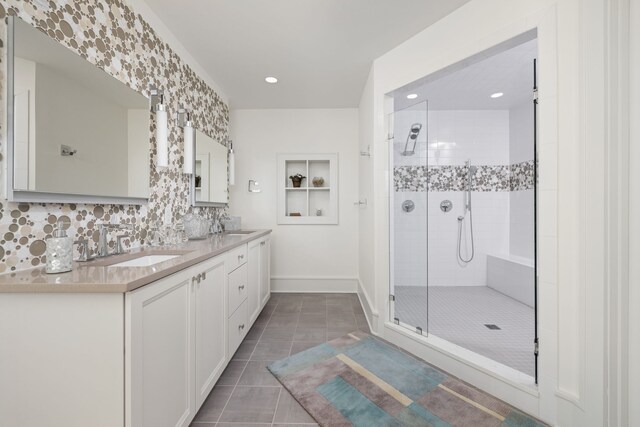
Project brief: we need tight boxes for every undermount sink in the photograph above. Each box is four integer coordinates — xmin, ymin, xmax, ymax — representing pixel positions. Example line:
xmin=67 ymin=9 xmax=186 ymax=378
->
xmin=109 ymin=255 xmax=180 ymax=268
xmin=224 ymin=230 xmax=254 ymax=235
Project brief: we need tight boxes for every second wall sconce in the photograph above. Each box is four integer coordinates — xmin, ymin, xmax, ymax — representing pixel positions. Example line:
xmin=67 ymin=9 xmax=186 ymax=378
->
xmin=177 ymin=106 xmax=195 ymax=174
xmin=228 ymin=138 xmax=235 ymax=186
xmin=150 ymin=85 xmax=168 ymax=169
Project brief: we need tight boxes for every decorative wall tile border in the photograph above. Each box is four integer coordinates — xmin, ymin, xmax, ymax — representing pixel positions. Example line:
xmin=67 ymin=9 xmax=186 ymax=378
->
xmin=510 ymin=160 xmax=535 ymax=191
xmin=394 ymin=160 xmax=535 ymax=192
xmin=0 ymin=0 xmax=229 ymax=273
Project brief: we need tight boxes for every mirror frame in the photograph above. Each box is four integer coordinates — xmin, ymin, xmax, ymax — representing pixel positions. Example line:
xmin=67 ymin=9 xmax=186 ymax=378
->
xmin=190 ymin=130 xmax=228 ymax=208
xmin=6 ymin=16 xmax=150 ymax=205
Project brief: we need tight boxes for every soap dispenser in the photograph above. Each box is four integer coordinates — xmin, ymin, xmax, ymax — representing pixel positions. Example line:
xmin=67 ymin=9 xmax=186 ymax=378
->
xmin=46 ymin=219 xmax=73 ymax=274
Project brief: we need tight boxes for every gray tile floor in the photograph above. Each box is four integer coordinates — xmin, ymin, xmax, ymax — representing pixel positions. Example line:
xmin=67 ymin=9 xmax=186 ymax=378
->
xmin=190 ymin=293 xmax=370 ymax=426
xmin=394 ymin=285 xmax=535 ymax=377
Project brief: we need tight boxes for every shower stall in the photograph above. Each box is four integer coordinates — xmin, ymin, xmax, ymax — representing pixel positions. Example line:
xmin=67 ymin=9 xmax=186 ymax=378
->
xmin=388 ymin=38 xmax=538 ymax=381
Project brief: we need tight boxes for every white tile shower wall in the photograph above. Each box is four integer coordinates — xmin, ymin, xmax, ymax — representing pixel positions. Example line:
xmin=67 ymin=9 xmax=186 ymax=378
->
xmin=393 ymin=110 xmax=510 ymax=167
xmin=428 ymin=110 xmax=509 ymax=166
xmin=393 ymin=109 xmax=512 ymax=287
xmin=509 ymin=190 xmax=535 ymax=259
xmin=393 ymin=191 xmax=428 ymax=287
xmin=509 ymin=102 xmax=535 ymax=259
xmin=428 ymin=191 xmax=510 ymax=286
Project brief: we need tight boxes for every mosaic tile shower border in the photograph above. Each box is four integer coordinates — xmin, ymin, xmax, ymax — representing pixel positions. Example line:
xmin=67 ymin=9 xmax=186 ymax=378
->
xmin=0 ymin=0 xmax=229 ymax=273
xmin=394 ymin=161 xmax=535 ymax=192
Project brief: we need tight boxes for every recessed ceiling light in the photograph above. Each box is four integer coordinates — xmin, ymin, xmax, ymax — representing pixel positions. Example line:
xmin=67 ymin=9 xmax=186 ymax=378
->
xmin=265 ymin=76 xmax=278 ymax=84
xmin=490 ymin=92 xmax=504 ymax=98
xmin=407 ymin=93 xmax=418 ymax=99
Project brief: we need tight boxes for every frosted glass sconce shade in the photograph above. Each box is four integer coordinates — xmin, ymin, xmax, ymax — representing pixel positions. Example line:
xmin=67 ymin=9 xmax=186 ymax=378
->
xmin=150 ymin=86 xmax=168 ymax=169
xmin=229 ymin=141 xmax=235 ymax=186
xmin=183 ymin=123 xmax=194 ymax=174
xmin=155 ymin=104 xmax=168 ymax=168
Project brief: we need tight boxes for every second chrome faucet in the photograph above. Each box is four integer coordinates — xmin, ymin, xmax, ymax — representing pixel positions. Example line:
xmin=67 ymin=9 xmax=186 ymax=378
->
xmin=98 ymin=223 xmax=134 ymax=257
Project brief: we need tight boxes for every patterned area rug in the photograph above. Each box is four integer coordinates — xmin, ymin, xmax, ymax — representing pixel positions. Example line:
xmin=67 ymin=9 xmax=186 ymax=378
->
xmin=268 ymin=331 xmax=548 ymax=427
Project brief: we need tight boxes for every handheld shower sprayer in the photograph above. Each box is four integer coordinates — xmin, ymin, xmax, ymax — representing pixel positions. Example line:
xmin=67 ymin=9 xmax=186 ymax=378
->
xmin=457 ymin=160 xmax=476 ymax=263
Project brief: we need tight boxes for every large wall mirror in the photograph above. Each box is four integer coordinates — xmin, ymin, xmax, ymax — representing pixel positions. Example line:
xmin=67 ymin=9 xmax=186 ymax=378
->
xmin=193 ymin=129 xmax=228 ymax=207
xmin=8 ymin=16 xmax=150 ymax=204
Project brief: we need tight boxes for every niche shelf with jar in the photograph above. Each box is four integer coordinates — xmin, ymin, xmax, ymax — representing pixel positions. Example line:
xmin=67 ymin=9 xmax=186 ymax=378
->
xmin=277 ymin=153 xmax=338 ymax=225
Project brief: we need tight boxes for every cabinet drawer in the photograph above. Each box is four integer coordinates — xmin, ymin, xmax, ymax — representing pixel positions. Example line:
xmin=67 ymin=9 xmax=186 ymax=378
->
xmin=228 ymin=299 xmax=247 ymax=356
xmin=225 ymin=244 xmax=247 ymax=273
xmin=228 ymin=263 xmax=248 ymax=316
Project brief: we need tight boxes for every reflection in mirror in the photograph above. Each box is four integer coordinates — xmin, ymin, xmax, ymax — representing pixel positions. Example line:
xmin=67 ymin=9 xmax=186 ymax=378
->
xmin=193 ymin=129 xmax=228 ymax=206
xmin=10 ymin=17 xmax=150 ymax=202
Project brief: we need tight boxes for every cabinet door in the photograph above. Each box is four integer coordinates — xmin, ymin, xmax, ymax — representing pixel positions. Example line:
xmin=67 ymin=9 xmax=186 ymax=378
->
xmin=260 ymin=237 xmax=271 ymax=306
xmin=194 ymin=256 xmax=227 ymax=409
xmin=247 ymin=240 xmax=261 ymax=324
xmin=126 ymin=272 xmax=195 ymax=427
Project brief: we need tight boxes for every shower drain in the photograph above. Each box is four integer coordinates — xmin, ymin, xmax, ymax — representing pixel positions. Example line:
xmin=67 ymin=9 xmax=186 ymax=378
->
xmin=484 ymin=324 xmax=501 ymax=330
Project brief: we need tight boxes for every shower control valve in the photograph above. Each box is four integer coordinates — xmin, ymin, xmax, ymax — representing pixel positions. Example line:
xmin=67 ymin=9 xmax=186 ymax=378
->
xmin=440 ymin=200 xmax=453 ymax=213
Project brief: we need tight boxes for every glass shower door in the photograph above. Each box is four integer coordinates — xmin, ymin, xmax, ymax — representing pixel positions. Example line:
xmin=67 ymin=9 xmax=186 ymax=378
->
xmin=389 ymin=101 xmax=429 ymax=335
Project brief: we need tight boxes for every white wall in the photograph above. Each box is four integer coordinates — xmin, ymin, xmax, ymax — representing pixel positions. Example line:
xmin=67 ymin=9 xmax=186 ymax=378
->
xmin=357 ymin=69 xmax=378 ymax=324
xmin=629 ymin=2 xmax=640 ymax=426
xmin=229 ymin=109 xmax=359 ymax=292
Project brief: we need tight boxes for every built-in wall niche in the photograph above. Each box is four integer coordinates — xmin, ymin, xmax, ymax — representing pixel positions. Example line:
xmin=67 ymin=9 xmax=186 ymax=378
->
xmin=277 ymin=154 xmax=338 ymax=225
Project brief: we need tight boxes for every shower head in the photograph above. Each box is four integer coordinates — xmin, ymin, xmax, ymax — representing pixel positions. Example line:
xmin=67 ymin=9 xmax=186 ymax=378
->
xmin=401 ymin=123 xmax=423 ymax=156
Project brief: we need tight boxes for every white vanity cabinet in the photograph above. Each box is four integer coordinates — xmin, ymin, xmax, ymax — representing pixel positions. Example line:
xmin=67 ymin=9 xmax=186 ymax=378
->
xmin=126 ymin=238 xmax=270 ymax=427
xmin=126 ymin=268 xmax=196 ymax=427
xmin=226 ymin=246 xmax=249 ymax=357
xmin=248 ymin=239 xmax=261 ymax=323
xmin=259 ymin=236 xmax=271 ymax=306
xmin=0 ymin=232 xmax=271 ymax=427
xmin=126 ymin=255 xmax=229 ymax=427
xmin=249 ymin=235 xmax=271 ymax=323
xmin=193 ymin=256 xmax=227 ymax=408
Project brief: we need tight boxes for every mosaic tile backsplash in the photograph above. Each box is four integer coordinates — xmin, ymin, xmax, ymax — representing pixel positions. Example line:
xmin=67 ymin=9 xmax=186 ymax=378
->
xmin=0 ymin=0 xmax=229 ymax=273
xmin=394 ymin=161 xmax=535 ymax=192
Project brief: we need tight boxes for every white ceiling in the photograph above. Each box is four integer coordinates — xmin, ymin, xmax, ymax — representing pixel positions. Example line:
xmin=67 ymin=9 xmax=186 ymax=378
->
xmin=142 ymin=0 xmax=471 ymax=109
xmin=393 ymin=38 xmax=538 ymax=111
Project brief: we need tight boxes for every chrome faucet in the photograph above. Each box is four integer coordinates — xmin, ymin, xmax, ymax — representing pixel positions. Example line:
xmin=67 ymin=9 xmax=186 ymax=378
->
xmin=98 ymin=224 xmax=134 ymax=257
xmin=212 ymin=218 xmax=223 ymax=235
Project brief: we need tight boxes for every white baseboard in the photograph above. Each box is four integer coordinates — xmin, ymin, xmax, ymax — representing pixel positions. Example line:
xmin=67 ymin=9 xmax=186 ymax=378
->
xmin=357 ymin=278 xmax=379 ymax=334
xmin=270 ymin=277 xmax=358 ymax=293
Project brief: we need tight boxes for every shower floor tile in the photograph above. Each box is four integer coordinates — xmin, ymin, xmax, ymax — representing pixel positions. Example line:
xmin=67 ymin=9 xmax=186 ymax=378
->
xmin=394 ymin=285 xmax=535 ymax=377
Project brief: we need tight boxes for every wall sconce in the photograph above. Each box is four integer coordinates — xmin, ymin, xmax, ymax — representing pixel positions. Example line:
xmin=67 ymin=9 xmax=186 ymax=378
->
xmin=228 ymin=139 xmax=235 ymax=186
xmin=177 ymin=106 xmax=194 ymax=174
xmin=150 ymin=85 xmax=168 ymax=169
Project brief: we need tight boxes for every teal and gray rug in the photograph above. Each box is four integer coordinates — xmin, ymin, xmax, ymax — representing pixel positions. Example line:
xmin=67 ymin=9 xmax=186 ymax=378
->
xmin=268 ymin=331 xmax=548 ymax=427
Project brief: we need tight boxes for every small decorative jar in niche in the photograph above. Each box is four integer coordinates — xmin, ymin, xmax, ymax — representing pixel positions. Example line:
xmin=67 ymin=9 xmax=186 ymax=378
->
xmin=312 ymin=177 xmax=324 ymax=187
xmin=316 ymin=209 xmax=322 ymax=216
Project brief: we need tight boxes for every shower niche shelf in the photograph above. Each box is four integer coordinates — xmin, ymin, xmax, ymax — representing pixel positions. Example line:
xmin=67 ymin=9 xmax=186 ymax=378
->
xmin=277 ymin=154 xmax=338 ymax=225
